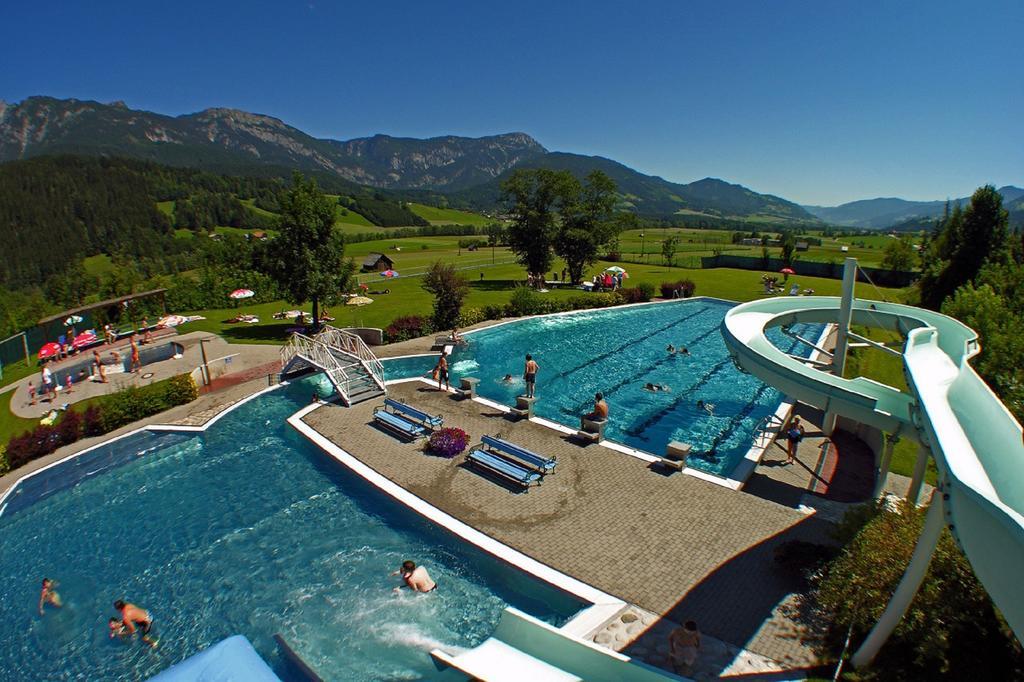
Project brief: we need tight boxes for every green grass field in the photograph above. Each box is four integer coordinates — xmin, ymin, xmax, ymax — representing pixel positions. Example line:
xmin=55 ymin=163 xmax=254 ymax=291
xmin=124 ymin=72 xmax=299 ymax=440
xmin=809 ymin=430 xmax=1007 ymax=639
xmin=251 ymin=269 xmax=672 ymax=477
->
xmin=406 ymin=203 xmax=493 ymax=227
xmin=82 ymin=254 xmax=114 ymax=277
xmin=843 ymin=327 xmax=936 ymax=483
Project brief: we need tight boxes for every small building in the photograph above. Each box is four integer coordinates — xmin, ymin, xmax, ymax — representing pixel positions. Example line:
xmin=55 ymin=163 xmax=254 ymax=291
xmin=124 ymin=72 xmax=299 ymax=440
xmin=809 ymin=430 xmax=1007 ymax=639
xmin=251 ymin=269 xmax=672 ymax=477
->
xmin=249 ymin=230 xmax=268 ymax=241
xmin=361 ymin=253 xmax=395 ymax=272
xmin=795 ymin=241 xmax=809 ymax=252
xmin=741 ymin=238 xmax=762 ymax=246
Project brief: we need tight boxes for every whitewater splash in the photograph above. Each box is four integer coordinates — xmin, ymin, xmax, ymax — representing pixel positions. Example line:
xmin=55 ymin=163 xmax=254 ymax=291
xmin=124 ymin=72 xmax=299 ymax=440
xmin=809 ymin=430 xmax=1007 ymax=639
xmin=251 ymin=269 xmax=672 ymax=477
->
xmin=374 ymin=622 xmax=468 ymax=656
xmin=451 ymin=359 xmax=479 ymax=373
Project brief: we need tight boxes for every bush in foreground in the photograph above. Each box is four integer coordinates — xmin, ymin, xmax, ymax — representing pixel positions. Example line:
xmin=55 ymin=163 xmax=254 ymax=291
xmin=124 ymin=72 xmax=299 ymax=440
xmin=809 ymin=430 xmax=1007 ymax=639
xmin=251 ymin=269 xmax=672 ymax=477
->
xmin=811 ymin=500 xmax=1023 ymax=679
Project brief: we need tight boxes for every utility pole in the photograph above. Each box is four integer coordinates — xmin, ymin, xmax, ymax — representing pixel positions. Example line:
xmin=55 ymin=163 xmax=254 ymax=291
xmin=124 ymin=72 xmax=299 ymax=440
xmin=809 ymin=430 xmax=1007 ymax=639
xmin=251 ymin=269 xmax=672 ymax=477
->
xmin=640 ymin=232 xmax=645 ymax=263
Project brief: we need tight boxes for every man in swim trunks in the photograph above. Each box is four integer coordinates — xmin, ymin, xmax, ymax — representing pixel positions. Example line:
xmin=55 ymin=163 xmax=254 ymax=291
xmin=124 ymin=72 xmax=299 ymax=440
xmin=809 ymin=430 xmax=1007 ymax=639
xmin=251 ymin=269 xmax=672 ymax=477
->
xmin=114 ymin=599 xmax=158 ymax=647
xmin=435 ymin=351 xmax=449 ymax=391
xmin=391 ymin=560 xmax=437 ymax=593
xmin=668 ymin=620 xmax=701 ymax=675
xmin=38 ymin=578 xmax=62 ymax=615
xmin=523 ymin=354 xmax=538 ymax=398
xmin=586 ymin=392 xmax=609 ymax=421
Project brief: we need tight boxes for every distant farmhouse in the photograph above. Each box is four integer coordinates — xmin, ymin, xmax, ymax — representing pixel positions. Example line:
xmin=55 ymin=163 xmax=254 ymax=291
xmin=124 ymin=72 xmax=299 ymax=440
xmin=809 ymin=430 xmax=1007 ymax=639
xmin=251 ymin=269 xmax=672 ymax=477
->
xmin=361 ymin=253 xmax=394 ymax=272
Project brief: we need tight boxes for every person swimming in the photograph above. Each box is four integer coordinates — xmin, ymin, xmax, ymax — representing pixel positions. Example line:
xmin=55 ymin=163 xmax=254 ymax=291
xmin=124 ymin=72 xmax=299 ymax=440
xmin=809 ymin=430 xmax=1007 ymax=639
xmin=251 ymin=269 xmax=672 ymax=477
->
xmin=114 ymin=599 xmax=158 ymax=648
xmin=38 ymin=578 xmax=62 ymax=615
xmin=679 ymin=346 xmax=691 ymax=356
xmin=391 ymin=560 xmax=437 ymax=593
xmin=108 ymin=618 xmax=129 ymax=640
xmin=644 ymin=383 xmax=671 ymax=392
xmin=697 ymin=400 xmax=715 ymax=415
xmin=501 ymin=374 xmax=514 ymax=383
xmin=666 ymin=344 xmax=675 ymax=353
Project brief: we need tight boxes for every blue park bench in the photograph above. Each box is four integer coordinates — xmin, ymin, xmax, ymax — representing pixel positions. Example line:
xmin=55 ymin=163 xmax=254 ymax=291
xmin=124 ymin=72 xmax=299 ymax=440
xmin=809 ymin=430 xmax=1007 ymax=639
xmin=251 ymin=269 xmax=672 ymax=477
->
xmin=480 ymin=435 xmax=556 ymax=474
xmin=372 ymin=408 xmax=428 ymax=441
xmin=466 ymin=448 xmax=542 ymax=489
xmin=383 ymin=398 xmax=443 ymax=430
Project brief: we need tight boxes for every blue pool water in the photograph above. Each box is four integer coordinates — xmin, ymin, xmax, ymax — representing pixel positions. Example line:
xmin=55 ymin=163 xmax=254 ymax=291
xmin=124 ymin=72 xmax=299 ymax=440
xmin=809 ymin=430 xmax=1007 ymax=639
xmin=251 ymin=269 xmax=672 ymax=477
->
xmin=383 ymin=299 xmax=824 ymax=476
xmin=0 ymin=376 xmax=582 ymax=681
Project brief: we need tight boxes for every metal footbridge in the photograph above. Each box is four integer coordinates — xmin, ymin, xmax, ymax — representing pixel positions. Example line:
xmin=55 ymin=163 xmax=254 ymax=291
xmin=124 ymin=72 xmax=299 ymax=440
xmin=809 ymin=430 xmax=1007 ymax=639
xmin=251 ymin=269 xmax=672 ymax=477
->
xmin=721 ymin=260 xmax=1024 ymax=666
xmin=280 ymin=326 xmax=386 ymax=406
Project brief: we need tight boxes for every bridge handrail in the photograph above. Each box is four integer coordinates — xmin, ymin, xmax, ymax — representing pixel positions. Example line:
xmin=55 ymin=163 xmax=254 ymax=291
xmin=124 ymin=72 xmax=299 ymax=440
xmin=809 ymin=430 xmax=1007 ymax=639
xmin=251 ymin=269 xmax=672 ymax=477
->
xmin=281 ymin=332 xmax=353 ymax=401
xmin=316 ymin=326 xmax=386 ymax=392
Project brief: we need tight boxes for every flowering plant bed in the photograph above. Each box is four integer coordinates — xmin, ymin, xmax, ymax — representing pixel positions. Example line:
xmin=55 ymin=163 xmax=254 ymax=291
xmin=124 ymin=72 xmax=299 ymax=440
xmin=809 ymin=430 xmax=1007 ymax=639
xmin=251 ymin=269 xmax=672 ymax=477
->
xmin=428 ymin=427 xmax=470 ymax=458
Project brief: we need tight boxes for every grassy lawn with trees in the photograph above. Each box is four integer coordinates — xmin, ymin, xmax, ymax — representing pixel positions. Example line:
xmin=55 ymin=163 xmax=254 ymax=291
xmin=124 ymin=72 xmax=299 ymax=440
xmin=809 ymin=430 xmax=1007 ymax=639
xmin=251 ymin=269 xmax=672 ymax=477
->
xmin=406 ymin=202 xmax=493 ymax=226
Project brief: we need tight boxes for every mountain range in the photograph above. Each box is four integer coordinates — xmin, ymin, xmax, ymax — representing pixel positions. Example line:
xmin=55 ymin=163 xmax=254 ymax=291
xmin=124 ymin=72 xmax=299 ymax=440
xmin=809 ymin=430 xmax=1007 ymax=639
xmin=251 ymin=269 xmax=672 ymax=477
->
xmin=802 ymin=187 xmax=1024 ymax=229
xmin=1 ymin=96 xmax=1018 ymax=230
xmin=0 ymin=96 xmax=816 ymax=225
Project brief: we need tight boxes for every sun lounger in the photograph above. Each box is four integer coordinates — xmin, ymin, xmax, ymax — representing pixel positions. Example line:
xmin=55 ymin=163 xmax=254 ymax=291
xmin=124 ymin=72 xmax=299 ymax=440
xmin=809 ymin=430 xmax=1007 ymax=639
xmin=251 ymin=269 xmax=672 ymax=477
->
xmin=481 ymin=435 xmax=556 ymax=474
xmin=372 ymin=408 xmax=428 ymax=441
xmin=467 ymin=448 xmax=542 ymax=489
xmin=382 ymin=398 xmax=443 ymax=430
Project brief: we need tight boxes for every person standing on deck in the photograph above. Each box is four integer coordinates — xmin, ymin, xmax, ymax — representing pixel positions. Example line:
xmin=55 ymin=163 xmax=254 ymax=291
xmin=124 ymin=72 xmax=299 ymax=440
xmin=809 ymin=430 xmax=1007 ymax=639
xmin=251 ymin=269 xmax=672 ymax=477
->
xmin=435 ymin=351 xmax=449 ymax=391
xmin=523 ymin=354 xmax=539 ymax=398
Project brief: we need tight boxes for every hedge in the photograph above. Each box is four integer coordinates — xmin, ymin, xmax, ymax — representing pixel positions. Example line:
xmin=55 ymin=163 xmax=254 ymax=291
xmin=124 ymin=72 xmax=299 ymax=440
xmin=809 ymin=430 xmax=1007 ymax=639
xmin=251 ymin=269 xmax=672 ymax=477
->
xmin=4 ymin=373 xmax=199 ymax=473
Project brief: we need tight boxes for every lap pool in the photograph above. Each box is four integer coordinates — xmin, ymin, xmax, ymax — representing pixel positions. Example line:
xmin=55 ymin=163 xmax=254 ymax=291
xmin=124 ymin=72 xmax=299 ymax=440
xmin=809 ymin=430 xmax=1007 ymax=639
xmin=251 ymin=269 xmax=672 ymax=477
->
xmin=384 ymin=299 xmax=826 ymax=477
xmin=0 ymin=376 xmax=583 ymax=681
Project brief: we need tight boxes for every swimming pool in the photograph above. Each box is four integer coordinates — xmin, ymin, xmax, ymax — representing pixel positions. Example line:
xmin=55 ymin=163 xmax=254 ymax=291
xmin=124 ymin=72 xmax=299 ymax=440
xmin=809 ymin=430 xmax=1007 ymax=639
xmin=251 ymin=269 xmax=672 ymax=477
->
xmin=0 ymin=377 xmax=583 ymax=681
xmin=383 ymin=299 xmax=825 ymax=477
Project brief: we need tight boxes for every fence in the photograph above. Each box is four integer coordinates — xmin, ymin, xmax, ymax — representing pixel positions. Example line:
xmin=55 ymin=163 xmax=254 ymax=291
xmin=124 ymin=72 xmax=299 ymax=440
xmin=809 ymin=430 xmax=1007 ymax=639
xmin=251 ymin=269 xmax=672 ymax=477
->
xmin=699 ymin=254 xmax=918 ymax=288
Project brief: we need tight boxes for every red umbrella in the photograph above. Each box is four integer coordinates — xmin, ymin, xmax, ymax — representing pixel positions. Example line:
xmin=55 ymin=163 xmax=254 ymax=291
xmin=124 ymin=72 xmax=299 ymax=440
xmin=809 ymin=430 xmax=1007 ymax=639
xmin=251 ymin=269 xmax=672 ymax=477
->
xmin=381 ymin=270 xmax=399 ymax=278
xmin=38 ymin=342 xmax=61 ymax=359
xmin=229 ymin=288 xmax=255 ymax=300
xmin=780 ymin=267 xmax=795 ymax=275
xmin=71 ymin=330 xmax=98 ymax=349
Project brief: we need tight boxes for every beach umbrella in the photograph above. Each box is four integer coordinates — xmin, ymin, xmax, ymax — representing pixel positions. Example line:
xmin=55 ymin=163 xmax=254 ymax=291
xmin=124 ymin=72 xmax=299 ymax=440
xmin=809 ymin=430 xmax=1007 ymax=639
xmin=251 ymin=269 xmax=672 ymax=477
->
xmin=38 ymin=342 xmax=61 ymax=359
xmin=71 ymin=330 xmax=98 ymax=349
xmin=604 ymin=266 xmax=627 ymax=274
xmin=381 ymin=270 xmax=399 ymax=278
xmin=228 ymin=288 xmax=255 ymax=299
xmin=779 ymin=268 xmax=795 ymax=275
xmin=346 ymin=296 xmax=374 ymax=306
xmin=64 ymin=314 xmax=84 ymax=326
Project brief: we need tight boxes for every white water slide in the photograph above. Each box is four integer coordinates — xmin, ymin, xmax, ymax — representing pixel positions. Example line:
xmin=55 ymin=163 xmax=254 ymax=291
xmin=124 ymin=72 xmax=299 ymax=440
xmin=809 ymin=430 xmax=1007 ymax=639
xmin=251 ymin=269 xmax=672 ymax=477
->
xmin=721 ymin=262 xmax=1024 ymax=665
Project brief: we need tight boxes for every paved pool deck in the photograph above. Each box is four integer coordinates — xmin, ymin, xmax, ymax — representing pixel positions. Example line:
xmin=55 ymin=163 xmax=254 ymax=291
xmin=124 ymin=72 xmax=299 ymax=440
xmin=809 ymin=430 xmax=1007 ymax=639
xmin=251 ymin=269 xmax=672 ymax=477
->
xmin=303 ymin=381 xmax=855 ymax=671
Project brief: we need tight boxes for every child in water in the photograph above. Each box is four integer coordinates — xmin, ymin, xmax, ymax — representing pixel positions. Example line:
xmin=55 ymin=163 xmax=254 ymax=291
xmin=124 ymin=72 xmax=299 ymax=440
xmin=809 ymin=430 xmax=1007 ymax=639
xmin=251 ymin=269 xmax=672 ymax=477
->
xmin=109 ymin=618 xmax=129 ymax=640
xmin=38 ymin=578 xmax=62 ymax=615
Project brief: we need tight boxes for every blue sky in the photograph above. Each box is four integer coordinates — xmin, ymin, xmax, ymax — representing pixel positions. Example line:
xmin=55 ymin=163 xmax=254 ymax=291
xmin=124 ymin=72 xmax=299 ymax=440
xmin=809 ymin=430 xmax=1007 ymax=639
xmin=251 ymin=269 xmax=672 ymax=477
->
xmin=2 ymin=0 xmax=1021 ymax=205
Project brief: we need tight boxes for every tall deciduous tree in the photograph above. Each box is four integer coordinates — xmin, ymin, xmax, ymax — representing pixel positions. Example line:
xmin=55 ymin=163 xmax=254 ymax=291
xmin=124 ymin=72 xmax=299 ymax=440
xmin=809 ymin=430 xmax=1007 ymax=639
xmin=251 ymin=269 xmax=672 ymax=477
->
xmin=662 ymin=235 xmax=680 ymax=267
xmin=880 ymin=237 xmax=917 ymax=272
xmin=422 ymin=261 xmax=470 ymax=331
xmin=555 ymin=171 xmax=621 ymax=283
xmin=501 ymin=169 xmax=575 ymax=283
xmin=260 ymin=173 xmax=354 ymax=329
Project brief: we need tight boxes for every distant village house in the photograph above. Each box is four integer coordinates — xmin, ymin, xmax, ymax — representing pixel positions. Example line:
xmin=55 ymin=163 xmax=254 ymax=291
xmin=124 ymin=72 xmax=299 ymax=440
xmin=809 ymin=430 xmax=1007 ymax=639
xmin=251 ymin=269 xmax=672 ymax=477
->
xmin=361 ymin=253 xmax=395 ymax=272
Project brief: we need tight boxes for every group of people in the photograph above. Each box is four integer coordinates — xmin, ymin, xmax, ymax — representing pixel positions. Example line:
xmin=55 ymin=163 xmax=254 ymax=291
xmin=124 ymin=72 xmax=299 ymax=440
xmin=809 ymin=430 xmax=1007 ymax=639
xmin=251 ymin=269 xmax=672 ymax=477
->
xmin=592 ymin=272 xmax=623 ymax=291
xmin=37 ymin=578 xmax=158 ymax=649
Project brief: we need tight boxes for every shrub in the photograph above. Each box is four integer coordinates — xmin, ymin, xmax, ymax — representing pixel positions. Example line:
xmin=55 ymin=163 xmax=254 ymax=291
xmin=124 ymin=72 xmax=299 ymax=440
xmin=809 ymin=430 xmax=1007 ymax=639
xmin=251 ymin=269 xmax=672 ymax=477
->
xmin=659 ymin=279 xmax=697 ymax=299
xmin=0 ymin=446 xmax=7 ymax=475
xmin=427 ymin=427 xmax=470 ymax=458
xmin=457 ymin=308 xmax=487 ymax=328
xmin=55 ymin=410 xmax=82 ymax=448
xmin=811 ymin=500 xmax=1024 ymax=679
xmin=385 ymin=315 xmax=433 ymax=343
xmin=619 ymin=286 xmax=651 ymax=304
xmin=82 ymin=405 xmax=105 ymax=437
xmin=637 ymin=281 xmax=655 ymax=300
xmin=481 ymin=304 xmax=505 ymax=321
xmin=422 ymin=261 xmax=470 ymax=331
xmin=605 ymin=251 xmax=621 ymax=262
xmin=505 ymin=285 xmax=540 ymax=317
xmin=165 ymin=373 xmax=199 ymax=405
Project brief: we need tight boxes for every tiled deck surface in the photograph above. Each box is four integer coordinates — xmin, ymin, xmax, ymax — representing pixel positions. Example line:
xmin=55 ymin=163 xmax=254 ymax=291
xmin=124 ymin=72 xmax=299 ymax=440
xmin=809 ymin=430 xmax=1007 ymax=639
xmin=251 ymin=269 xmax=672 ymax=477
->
xmin=304 ymin=381 xmax=843 ymax=669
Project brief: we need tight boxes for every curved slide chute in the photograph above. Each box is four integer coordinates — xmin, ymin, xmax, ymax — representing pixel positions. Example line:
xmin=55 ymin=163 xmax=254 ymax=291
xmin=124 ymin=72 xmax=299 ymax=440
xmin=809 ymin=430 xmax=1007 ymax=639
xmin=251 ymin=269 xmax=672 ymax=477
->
xmin=721 ymin=295 xmax=1024 ymax=644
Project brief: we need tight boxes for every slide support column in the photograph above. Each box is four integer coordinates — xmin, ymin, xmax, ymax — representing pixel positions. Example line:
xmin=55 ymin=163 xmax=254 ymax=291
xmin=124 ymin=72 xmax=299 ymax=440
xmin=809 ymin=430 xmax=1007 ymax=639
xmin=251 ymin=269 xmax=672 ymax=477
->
xmin=874 ymin=434 xmax=898 ymax=499
xmin=824 ymin=257 xmax=859 ymax=435
xmin=906 ymin=443 xmax=929 ymax=505
xmin=852 ymin=489 xmax=945 ymax=668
